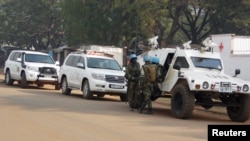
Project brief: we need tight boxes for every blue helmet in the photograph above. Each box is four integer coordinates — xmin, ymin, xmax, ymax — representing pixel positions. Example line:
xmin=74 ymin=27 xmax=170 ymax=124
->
xmin=152 ymin=56 xmax=160 ymax=64
xmin=129 ymin=54 xmax=137 ymax=60
xmin=143 ymin=55 xmax=151 ymax=62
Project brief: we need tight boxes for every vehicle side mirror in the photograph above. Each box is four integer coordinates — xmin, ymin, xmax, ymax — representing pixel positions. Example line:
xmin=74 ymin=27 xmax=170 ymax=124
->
xmin=55 ymin=61 xmax=60 ymax=66
xmin=76 ymin=62 xmax=85 ymax=68
xmin=122 ymin=66 xmax=126 ymax=72
xmin=16 ymin=57 xmax=21 ymax=62
xmin=173 ymin=63 xmax=181 ymax=70
xmin=234 ymin=69 xmax=240 ymax=77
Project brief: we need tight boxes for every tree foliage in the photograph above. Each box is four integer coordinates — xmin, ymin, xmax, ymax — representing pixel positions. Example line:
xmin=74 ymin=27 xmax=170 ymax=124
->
xmin=1 ymin=0 xmax=250 ymax=50
xmin=0 ymin=0 xmax=64 ymax=50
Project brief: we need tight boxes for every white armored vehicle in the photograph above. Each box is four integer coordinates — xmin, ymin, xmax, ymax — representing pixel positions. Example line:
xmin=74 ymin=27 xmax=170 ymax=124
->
xmin=137 ymin=41 xmax=250 ymax=122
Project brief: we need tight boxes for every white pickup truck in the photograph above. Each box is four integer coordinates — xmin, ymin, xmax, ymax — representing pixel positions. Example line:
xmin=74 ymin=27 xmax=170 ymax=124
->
xmin=137 ymin=41 xmax=250 ymax=122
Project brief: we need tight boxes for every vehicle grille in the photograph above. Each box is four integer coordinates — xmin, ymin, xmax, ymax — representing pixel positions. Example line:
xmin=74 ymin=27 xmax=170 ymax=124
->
xmin=105 ymin=75 xmax=125 ymax=83
xmin=39 ymin=67 xmax=57 ymax=75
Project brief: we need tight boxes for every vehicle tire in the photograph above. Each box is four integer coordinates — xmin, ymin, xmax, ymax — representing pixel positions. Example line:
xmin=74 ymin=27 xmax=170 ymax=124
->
xmin=20 ymin=72 xmax=28 ymax=88
xmin=82 ymin=80 xmax=93 ymax=99
xmin=5 ymin=70 xmax=14 ymax=85
xmin=120 ymin=94 xmax=127 ymax=102
xmin=61 ymin=77 xmax=71 ymax=95
xmin=171 ymin=83 xmax=195 ymax=119
xmin=227 ymin=94 xmax=250 ymax=122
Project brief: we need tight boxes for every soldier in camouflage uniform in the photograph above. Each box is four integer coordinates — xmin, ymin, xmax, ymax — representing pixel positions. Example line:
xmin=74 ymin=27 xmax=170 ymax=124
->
xmin=125 ymin=54 xmax=141 ymax=111
xmin=138 ymin=54 xmax=154 ymax=114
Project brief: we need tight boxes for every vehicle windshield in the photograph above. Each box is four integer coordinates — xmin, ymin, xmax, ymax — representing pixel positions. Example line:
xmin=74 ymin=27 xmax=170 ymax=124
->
xmin=191 ymin=57 xmax=222 ymax=70
xmin=87 ymin=57 xmax=121 ymax=70
xmin=25 ymin=54 xmax=55 ymax=64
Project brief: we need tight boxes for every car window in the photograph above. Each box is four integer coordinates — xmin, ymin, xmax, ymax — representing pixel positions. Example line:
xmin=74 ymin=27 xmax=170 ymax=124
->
xmin=72 ymin=56 xmax=80 ymax=67
xmin=174 ymin=57 xmax=189 ymax=68
xmin=79 ymin=57 xmax=85 ymax=64
xmin=25 ymin=54 xmax=55 ymax=64
xmin=87 ymin=57 xmax=121 ymax=70
xmin=11 ymin=52 xmax=21 ymax=61
xmin=9 ymin=52 xmax=16 ymax=61
xmin=65 ymin=55 xmax=74 ymax=66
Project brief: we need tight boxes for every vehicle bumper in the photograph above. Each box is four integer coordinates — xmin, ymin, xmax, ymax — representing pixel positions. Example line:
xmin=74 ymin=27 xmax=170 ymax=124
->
xmin=89 ymin=79 xmax=127 ymax=94
xmin=25 ymin=71 xmax=59 ymax=84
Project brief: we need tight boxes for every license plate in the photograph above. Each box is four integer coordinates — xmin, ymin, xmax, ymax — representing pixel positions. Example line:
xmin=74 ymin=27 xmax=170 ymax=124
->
xmin=219 ymin=82 xmax=232 ymax=93
xmin=219 ymin=87 xmax=232 ymax=93
xmin=110 ymin=84 xmax=124 ymax=89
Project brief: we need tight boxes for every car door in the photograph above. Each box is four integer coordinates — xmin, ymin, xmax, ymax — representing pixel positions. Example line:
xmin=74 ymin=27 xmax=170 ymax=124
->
xmin=62 ymin=55 xmax=75 ymax=87
xmin=70 ymin=56 xmax=81 ymax=88
xmin=11 ymin=52 xmax=22 ymax=80
xmin=74 ymin=56 xmax=85 ymax=89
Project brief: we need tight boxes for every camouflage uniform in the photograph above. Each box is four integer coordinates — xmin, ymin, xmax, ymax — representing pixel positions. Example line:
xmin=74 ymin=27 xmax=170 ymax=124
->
xmin=125 ymin=59 xmax=141 ymax=110
xmin=139 ymin=61 xmax=156 ymax=114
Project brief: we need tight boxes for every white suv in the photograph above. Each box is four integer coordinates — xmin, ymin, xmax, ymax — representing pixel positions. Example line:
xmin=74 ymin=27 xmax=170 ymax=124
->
xmin=4 ymin=50 xmax=60 ymax=89
xmin=58 ymin=51 xmax=127 ymax=101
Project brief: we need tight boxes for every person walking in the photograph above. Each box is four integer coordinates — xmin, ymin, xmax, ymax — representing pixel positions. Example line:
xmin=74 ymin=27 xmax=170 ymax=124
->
xmin=125 ymin=54 xmax=141 ymax=111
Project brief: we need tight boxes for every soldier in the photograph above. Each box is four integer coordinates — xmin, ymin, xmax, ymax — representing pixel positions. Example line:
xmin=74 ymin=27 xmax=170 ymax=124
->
xmin=138 ymin=54 xmax=155 ymax=114
xmin=125 ymin=54 xmax=141 ymax=111
xmin=150 ymin=56 xmax=165 ymax=101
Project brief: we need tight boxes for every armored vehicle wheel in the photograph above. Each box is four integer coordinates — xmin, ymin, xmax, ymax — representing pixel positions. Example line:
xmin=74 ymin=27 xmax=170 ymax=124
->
xmin=5 ymin=70 xmax=14 ymax=85
xmin=21 ymin=72 xmax=28 ymax=88
xmin=171 ymin=83 xmax=195 ymax=119
xmin=61 ymin=77 xmax=71 ymax=95
xmin=82 ymin=80 xmax=93 ymax=99
xmin=227 ymin=94 xmax=250 ymax=122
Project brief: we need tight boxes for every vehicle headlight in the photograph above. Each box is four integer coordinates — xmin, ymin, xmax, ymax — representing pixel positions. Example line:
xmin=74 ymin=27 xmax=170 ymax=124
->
xmin=27 ymin=65 xmax=39 ymax=72
xmin=243 ymin=84 xmax=249 ymax=92
xmin=202 ymin=81 xmax=209 ymax=89
xmin=92 ymin=73 xmax=105 ymax=80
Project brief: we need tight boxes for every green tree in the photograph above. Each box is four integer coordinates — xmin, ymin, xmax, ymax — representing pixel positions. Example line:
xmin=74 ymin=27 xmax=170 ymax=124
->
xmin=0 ymin=0 xmax=64 ymax=50
xmin=61 ymin=0 xmax=172 ymax=47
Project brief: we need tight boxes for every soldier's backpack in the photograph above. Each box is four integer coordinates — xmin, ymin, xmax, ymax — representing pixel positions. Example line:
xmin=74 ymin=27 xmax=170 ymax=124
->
xmin=142 ymin=64 xmax=157 ymax=83
xmin=142 ymin=64 xmax=166 ymax=83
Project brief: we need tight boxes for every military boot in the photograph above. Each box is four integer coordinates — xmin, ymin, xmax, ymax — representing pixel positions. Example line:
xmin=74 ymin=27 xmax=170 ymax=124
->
xmin=144 ymin=107 xmax=153 ymax=115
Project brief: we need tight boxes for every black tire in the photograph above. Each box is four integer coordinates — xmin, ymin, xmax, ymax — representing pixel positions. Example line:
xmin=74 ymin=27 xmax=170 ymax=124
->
xmin=82 ymin=80 xmax=93 ymax=99
xmin=5 ymin=70 xmax=14 ymax=85
xmin=20 ymin=72 xmax=28 ymax=88
xmin=171 ymin=83 xmax=195 ymax=119
xmin=61 ymin=77 xmax=71 ymax=95
xmin=227 ymin=94 xmax=250 ymax=122
xmin=120 ymin=94 xmax=127 ymax=102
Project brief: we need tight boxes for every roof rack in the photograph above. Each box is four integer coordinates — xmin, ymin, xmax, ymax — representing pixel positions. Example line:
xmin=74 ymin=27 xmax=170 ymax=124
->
xmin=71 ymin=49 xmax=114 ymax=58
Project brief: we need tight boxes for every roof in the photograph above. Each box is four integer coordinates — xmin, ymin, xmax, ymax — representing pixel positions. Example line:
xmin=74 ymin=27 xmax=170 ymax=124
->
xmin=11 ymin=50 xmax=50 ymax=55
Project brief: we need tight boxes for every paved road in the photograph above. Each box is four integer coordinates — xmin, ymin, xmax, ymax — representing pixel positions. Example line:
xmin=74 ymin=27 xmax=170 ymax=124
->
xmin=0 ymin=74 xmax=249 ymax=141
